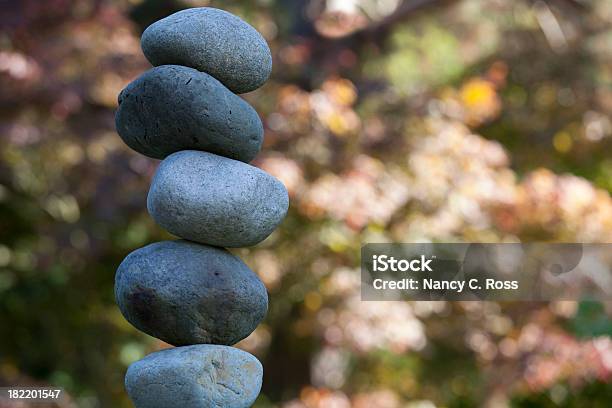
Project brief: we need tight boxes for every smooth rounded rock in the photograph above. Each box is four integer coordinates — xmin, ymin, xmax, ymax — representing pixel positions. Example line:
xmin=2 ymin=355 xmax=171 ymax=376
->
xmin=126 ymin=345 xmax=263 ymax=408
xmin=141 ymin=7 xmax=272 ymax=94
xmin=115 ymin=65 xmax=263 ymax=162
xmin=115 ymin=240 xmax=268 ymax=346
xmin=147 ymin=150 xmax=289 ymax=248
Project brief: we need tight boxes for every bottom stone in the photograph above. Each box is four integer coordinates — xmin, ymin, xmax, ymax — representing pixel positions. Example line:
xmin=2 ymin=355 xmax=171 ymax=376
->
xmin=125 ymin=345 xmax=263 ymax=408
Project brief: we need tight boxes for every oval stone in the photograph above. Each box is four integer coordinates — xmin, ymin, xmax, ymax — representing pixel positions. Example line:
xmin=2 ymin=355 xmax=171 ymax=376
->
xmin=115 ymin=240 xmax=268 ymax=346
xmin=141 ymin=7 xmax=272 ymax=94
xmin=147 ymin=151 xmax=289 ymax=248
xmin=126 ymin=345 xmax=263 ymax=408
xmin=115 ymin=65 xmax=263 ymax=162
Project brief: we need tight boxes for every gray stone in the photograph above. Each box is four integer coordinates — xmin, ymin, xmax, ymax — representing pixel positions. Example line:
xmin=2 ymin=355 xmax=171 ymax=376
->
xmin=115 ymin=240 xmax=268 ymax=346
xmin=147 ymin=150 xmax=289 ymax=248
xmin=115 ymin=65 xmax=263 ymax=162
xmin=125 ymin=345 xmax=263 ymax=408
xmin=141 ymin=7 xmax=272 ymax=94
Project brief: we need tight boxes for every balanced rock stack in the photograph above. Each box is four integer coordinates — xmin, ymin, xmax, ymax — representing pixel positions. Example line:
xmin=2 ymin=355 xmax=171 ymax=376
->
xmin=113 ymin=8 xmax=287 ymax=408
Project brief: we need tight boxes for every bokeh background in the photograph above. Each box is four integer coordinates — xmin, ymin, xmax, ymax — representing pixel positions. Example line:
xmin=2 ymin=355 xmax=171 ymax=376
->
xmin=1 ymin=0 xmax=611 ymax=406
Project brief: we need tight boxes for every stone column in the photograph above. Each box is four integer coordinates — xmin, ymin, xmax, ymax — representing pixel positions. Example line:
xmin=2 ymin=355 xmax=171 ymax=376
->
xmin=113 ymin=7 xmax=287 ymax=408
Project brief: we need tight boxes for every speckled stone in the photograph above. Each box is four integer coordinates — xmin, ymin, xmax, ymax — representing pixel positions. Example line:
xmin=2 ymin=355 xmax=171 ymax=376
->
xmin=115 ymin=65 xmax=263 ymax=162
xmin=125 ymin=345 xmax=263 ymax=408
xmin=115 ymin=240 xmax=268 ymax=346
xmin=147 ymin=150 xmax=289 ymax=248
xmin=141 ymin=7 xmax=272 ymax=94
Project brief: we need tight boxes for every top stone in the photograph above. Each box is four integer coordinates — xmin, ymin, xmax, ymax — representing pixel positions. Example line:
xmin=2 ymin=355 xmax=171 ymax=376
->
xmin=141 ymin=7 xmax=272 ymax=94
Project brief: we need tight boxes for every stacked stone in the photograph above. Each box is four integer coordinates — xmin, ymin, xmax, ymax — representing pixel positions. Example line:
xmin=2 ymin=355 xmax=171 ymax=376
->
xmin=113 ymin=8 xmax=287 ymax=408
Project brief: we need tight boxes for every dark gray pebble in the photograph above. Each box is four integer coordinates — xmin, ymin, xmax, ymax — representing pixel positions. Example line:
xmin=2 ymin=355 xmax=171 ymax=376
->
xmin=115 ymin=240 xmax=268 ymax=346
xmin=141 ymin=7 xmax=272 ymax=94
xmin=115 ymin=65 xmax=263 ymax=162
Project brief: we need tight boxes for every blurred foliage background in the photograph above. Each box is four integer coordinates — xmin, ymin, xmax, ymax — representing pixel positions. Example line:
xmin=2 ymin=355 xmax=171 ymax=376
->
xmin=1 ymin=0 xmax=611 ymax=406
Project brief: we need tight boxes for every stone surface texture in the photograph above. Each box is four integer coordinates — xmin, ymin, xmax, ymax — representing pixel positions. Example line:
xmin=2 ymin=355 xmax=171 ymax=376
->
xmin=115 ymin=240 xmax=268 ymax=346
xmin=141 ymin=8 xmax=272 ymax=94
xmin=147 ymin=150 xmax=289 ymax=248
xmin=125 ymin=345 xmax=263 ymax=408
xmin=115 ymin=65 xmax=263 ymax=162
